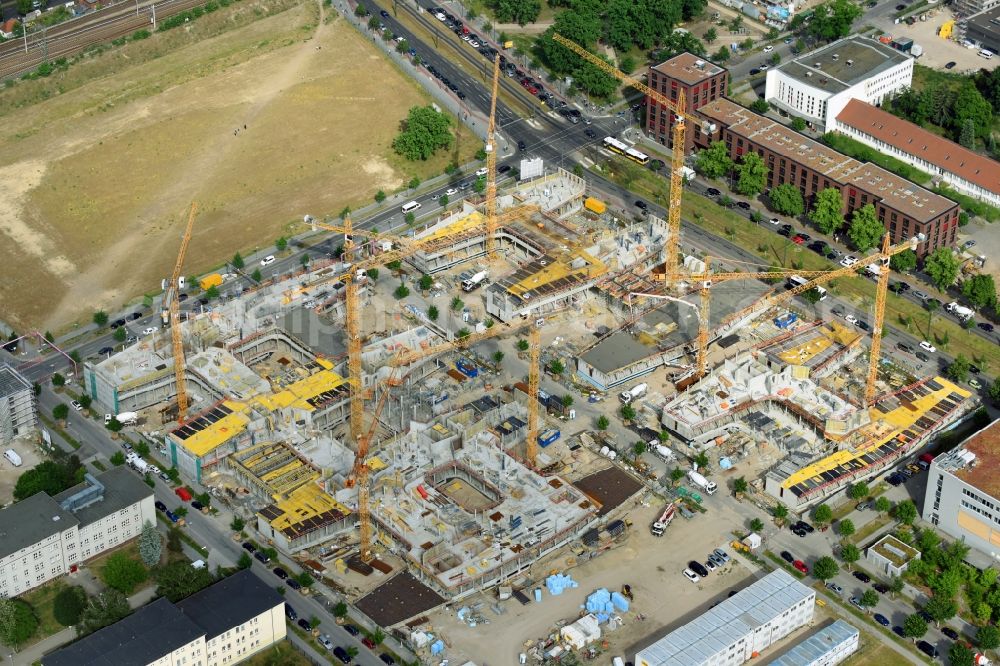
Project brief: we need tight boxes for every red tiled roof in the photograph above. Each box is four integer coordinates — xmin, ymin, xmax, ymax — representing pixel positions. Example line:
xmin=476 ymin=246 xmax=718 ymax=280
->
xmin=836 ymin=99 xmax=1000 ymax=197
xmin=1 ymin=18 xmax=17 ymax=32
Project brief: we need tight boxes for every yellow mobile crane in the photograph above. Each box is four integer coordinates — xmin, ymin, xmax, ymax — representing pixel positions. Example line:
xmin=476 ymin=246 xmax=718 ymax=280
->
xmin=552 ymin=33 xmax=690 ymax=282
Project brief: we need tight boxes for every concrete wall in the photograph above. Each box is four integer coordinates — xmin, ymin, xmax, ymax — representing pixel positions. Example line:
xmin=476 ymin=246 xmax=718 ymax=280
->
xmin=923 ymin=463 xmax=1000 ymax=559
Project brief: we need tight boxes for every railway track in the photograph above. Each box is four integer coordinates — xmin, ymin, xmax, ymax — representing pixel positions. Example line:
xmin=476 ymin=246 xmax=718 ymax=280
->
xmin=0 ymin=0 xmax=209 ymax=80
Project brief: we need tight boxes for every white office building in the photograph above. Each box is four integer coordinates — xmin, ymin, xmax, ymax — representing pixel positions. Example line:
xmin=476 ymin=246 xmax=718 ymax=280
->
xmin=923 ymin=419 xmax=1000 ymax=558
xmin=0 ymin=466 xmax=155 ymax=598
xmin=43 ymin=570 xmax=286 ymax=666
xmin=764 ymin=36 xmax=913 ymax=133
xmin=635 ymin=570 xmax=816 ymax=666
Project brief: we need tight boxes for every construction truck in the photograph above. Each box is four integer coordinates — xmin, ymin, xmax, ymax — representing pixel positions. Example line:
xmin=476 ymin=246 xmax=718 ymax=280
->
xmin=650 ymin=503 xmax=676 ymax=537
xmin=730 ymin=532 xmax=762 ymax=553
xmin=126 ymin=453 xmax=150 ymax=474
xmin=199 ymin=273 xmax=224 ymax=291
xmin=687 ymin=469 xmax=717 ymax=495
xmin=946 ymin=302 xmax=975 ymax=322
xmin=619 ymin=382 xmax=648 ymax=404
xmin=462 ymin=271 xmax=489 ymax=292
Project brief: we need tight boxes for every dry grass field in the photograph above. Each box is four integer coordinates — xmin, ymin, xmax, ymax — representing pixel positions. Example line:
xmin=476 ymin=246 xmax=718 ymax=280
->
xmin=0 ymin=0 xmax=474 ymax=329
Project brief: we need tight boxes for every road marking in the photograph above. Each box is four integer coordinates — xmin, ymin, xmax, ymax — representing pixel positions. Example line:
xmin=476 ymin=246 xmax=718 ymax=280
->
xmin=578 ymin=157 xmax=594 ymax=168
xmin=526 ymin=119 xmax=544 ymax=129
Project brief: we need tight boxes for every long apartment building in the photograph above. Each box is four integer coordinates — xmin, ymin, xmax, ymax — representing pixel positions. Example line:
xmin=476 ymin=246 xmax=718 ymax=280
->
xmin=43 ymin=569 xmax=286 ymax=666
xmin=692 ymin=97 xmax=958 ymax=257
xmin=0 ymin=364 xmax=36 ymax=443
xmin=835 ymin=99 xmax=1000 ymax=207
xmin=635 ymin=570 xmax=815 ymax=666
xmin=0 ymin=466 xmax=155 ymax=598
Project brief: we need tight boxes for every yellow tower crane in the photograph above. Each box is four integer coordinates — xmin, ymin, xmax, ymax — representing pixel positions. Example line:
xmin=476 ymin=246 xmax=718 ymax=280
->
xmin=162 ymin=203 xmax=198 ymax=424
xmin=342 ymin=215 xmax=366 ymax=460
xmin=865 ymin=234 xmax=894 ymax=407
xmin=485 ymin=53 xmax=502 ymax=260
xmin=552 ymin=33 xmax=688 ymax=281
xmin=525 ymin=323 xmax=541 ymax=468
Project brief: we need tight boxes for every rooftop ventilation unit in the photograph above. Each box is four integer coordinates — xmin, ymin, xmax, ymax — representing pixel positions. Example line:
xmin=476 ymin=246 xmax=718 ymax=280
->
xmin=805 ymin=71 xmax=812 ymax=77
xmin=832 ymin=53 xmax=840 ymax=60
xmin=847 ymin=59 xmax=854 ymax=65
xmin=815 ymin=62 xmax=822 ymax=68
xmin=695 ymin=59 xmax=706 ymax=67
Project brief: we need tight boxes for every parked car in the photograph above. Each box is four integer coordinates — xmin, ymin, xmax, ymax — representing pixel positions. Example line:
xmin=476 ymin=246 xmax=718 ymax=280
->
xmin=853 ymin=571 xmax=872 ymax=583
xmin=916 ymin=351 xmax=930 ymax=362
xmin=978 ymin=322 xmax=995 ymax=332
xmin=874 ymin=613 xmax=890 ymax=627
xmin=285 ymin=603 xmax=298 ymax=620
xmin=849 ymin=596 xmax=864 ymax=609
xmin=155 ymin=500 xmax=167 ymax=512
xmin=70 ymin=400 xmax=83 ymax=411
xmin=362 ymin=637 xmax=377 ymax=649
xmin=242 ymin=542 xmax=256 ymax=552
xmin=919 ymin=340 xmax=936 ymax=353
xmin=970 ymin=378 xmax=983 ymax=389
xmin=683 ymin=568 xmax=701 ymax=583
xmin=273 ymin=567 xmax=289 ymax=580
xmin=287 ymin=578 xmax=302 ymax=590
xmin=942 ymin=627 xmax=960 ymax=640
xmin=893 ymin=625 xmax=905 ymax=637
xmin=873 ymin=582 xmax=890 ymax=594
xmin=706 ymin=187 xmax=721 ymax=197
xmin=689 ymin=561 xmax=709 ymax=577
xmin=793 ymin=521 xmax=814 ymax=533
xmin=343 ymin=625 xmax=360 ymax=636
xmin=333 ymin=646 xmax=352 ymax=664
xmin=297 ymin=618 xmax=311 ymax=631
xmin=380 ymin=655 xmax=396 ymax=665
xmin=713 ymin=548 xmax=730 ymax=563
xmin=318 ymin=634 xmax=334 ymax=651
xmin=917 ymin=640 xmax=938 ymax=658
xmin=780 ymin=551 xmax=795 ymax=563
xmin=254 ymin=550 xmax=271 ymax=564
xmin=191 ymin=500 xmax=204 ymax=511
xmin=826 ymin=582 xmax=843 ymax=595
xmin=792 ymin=560 xmax=809 ymax=574
xmin=840 ymin=255 xmax=858 ymax=267
xmin=260 ymin=255 xmax=276 ymax=266
xmin=736 ymin=201 xmax=751 ymax=210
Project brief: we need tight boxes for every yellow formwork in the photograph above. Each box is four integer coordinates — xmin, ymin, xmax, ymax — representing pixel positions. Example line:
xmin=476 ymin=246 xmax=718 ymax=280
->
xmin=177 ymin=400 xmax=251 ymax=457
xmin=253 ymin=367 xmax=347 ymax=412
xmin=782 ymin=376 xmax=971 ymax=491
xmin=506 ymin=250 xmax=607 ymax=297
xmin=419 ymin=210 xmax=485 ymax=243
xmin=265 ymin=482 xmax=353 ymax=534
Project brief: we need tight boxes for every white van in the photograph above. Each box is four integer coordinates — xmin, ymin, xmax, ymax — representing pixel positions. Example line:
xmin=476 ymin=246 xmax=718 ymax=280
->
xmin=980 ymin=49 xmax=994 ymax=59
xmin=4 ymin=449 xmax=22 ymax=467
xmin=401 ymin=201 xmax=421 ymax=214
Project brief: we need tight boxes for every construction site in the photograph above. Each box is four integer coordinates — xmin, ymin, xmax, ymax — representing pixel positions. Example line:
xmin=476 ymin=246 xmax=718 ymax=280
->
xmin=78 ymin=49 xmax=983 ymax=665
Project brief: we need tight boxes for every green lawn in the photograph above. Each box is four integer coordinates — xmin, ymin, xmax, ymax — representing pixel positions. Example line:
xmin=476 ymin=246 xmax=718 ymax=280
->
xmin=247 ymin=640 xmax=314 ymax=666
xmin=20 ymin=580 xmax=74 ymax=642
xmin=850 ymin=515 xmax=894 ymax=546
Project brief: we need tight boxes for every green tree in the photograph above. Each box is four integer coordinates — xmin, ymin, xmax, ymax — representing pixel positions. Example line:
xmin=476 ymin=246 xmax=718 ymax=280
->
xmin=703 ymin=27 xmax=717 ymax=43
xmin=232 ymin=252 xmax=245 ymax=269
xmin=393 ymin=106 xmax=453 ymax=160
xmin=693 ymin=452 xmax=710 ymax=470
xmin=875 ymin=496 xmax=891 ymax=514
xmin=947 ymin=355 xmax=971 ymax=383
xmin=813 ymin=503 xmax=833 ymax=525
xmin=733 ymin=477 xmax=749 ymax=495
xmin=13 ymin=457 xmax=83 ymax=500
xmin=53 ymin=403 xmax=69 ymax=420
xmin=114 ymin=326 xmax=127 ymax=343
xmin=366 ymin=268 xmax=379 ymax=281
xmin=419 ymin=274 xmax=433 ymax=291
xmin=962 ymin=274 xmax=997 ymax=310
xmin=621 ymin=404 xmax=636 ymax=421
xmin=493 ymin=351 xmax=506 ymax=365
xmin=393 ymin=284 xmax=410 ymax=300
xmin=840 ymin=543 xmax=860 ymax=570
xmin=573 ymin=59 xmax=619 ymax=99
xmin=408 ymin=176 xmax=421 ymax=190
xmin=735 ymin=152 xmax=767 ymax=197
xmin=888 ymin=575 xmax=904 ymax=598
xmin=951 ymin=642 xmax=976 ymax=666
xmin=77 ymin=590 xmax=129 ymax=636
xmin=890 ymin=249 xmax=917 ymax=273
xmin=374 ymin=189 xmax=386 ymax=203
xmin=750 ymin=517 xmax=765 ymax=532
xmin=106 ymin=417 xmax=123 ymax=433
xmin=859 ymin=589 xmax=879 ymax=612
xmin=110 ymin=451 xmax=126 ymax=466
xmin=633 ymin=441 xmax=647 ymax=458
xmin=138 ymin=521 xmax=162 ymax=567
xmin=561 ymin=394 xmax=573 ymax=407
xmin=451 ymin=296 xmax=464 ymax=311
xmin=93 ymin=310 xmax=109 ymax=327
xmin=670 ymin=468 xmax=686 ymax=486
xmin=773 ymin=504 xmax=789 ymax=524
xmin=251 ymin=268 xmax=262 ymax=282
xmin=810 ymin=188 xmax=845 ymax=234
xmin=989 ymin=377 xmax=1000 ymax=405
xmin=925 ymin=248 xmax=960 ymax=291
xmin=53 ymin=586 xmax=87 ymax=627
xmin=812 ymin=556 xmax=839 ymax=581
xmin=695 ymin=141 xmax=734 ymax=179
xmin=960 ymin=118 xmax=977 ymax=149
xmin=516 ymin=339 xmax=530 ymax=352
xmin=367 ymin=15 xmax=380 ymax=30
xmin=238 ymin=552 xmax=253 ymax=570
xmin=0 ymin=598 xmax=37 ymax=647
xmin=275 ymin=237 xmax=288 ymax=252
xmin=155 ymin=560 xmax=215 ymax=603
xmin=902 ymin=613 xmax=928 ymax=642
xmin=847 ymin=204 xmax=883 ymax=252
xmin=895 ymin=499 xmax=918 ymax=525
xmin=791 ymin=117 xmax=807 ymax=131
xmin=849 ymin=482 xmax=869 ymax=500
xmin=977 ymin=625 xmax=1000 ymax=650
xmin=596 ymin=415 xmax=610 ymax=431
xmin=167 ymin=527 xmax=182 ymax=553
xmin=101 ymin=552 xmax=148 ymax=595
xmin=427 ymin=305 xmax=439 ymax=321
xmin=493 ymin=0 xmax=541 ymax=25
xmin=807 ymin=0 xmax=862 ymax=41
xmin=439 ymin=194 xmax=449 ymax=207
xmin=955 ymin=83 xmax=993 ymax=140
xmin=769 ymin=183 xmax=804 ymax=217
xmin=44 ymin=331 xmax=54 ymax=344
xmin=549 ymin=359 xmax=565 ymax=374
xmin=52 ymin=373 xmax=66 ymax=388
xmin=404 ymin=212 xmax=415 ymax=226
xmin=750 ymin=98 xmax=770 ymax=113
xmin=230 ymin=516 xmax=245 ymax=532
xmin=838 ymin=519 xmax=856 ymax=538
xmin=925 ymin=595 xmax=957 ymax=625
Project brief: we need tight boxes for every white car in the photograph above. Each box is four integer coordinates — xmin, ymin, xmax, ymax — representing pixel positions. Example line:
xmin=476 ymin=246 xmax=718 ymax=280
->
xmin=683 ymin=568 xmax=701 ymax=583
xmin=919 ymin=341 xmax=936 ymax=353
xmin=769 ymin=217 xmax=781 ymax=225
xmin=970 ymin=378 xmax=983 ymax=389
xmin=704 ymin=559 xmax=717 ymax=572
xmin=445 ymin=188 xmax=458 ymax=196
xmin=845 ymin=315 xmax=859 ymax=325
xmin=142 ymin=327 xmax=158 ymax=335
xmin=260 ymin=255 xmax=276 ymax=266
xmin=469 ymin=40 xmax=480 ymax=47
xmin=840 ymin=255 xmax=858 ymax=267
xmin=763 ymin=45 xmax=774 ymax=52
xmin=70 ymin=400 xmax=83 ymax=411
xmin=475 ymin=167 xmax=488 ymax=177
xmin=435 ymin=12 xmax=446 ymax=20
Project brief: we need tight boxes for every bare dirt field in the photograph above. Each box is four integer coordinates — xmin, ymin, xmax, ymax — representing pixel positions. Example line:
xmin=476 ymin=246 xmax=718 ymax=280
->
xmin=0 ymin=0 xmax=473 ymax=331
xmin=0 ymin=437 xmax=44 ymax=504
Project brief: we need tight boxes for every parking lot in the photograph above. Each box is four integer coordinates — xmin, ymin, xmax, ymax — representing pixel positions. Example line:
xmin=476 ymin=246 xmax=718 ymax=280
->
xmin=871 ymin=6 xmax=1000 ymax=73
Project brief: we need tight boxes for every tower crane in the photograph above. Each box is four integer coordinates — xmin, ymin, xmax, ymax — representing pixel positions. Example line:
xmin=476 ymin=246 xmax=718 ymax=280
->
xmin=552 ymin=33 xmax=689 ymax=281
xmin=342 ymin=215 xmax=365 ymax=465
xmin=864 ymin=234 xmax=893 ymax=407
xmin=485 ymin=53 xmax=501 ymax=260
xmin=525 ymin=323 xmax=541 ymax=468
xmin=161 ymin=203 xmax=198 ymax=424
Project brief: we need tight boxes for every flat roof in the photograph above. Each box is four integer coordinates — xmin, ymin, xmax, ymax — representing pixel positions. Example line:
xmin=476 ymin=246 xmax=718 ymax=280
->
xmin=257 ymin=482 xmax=351 ymax=541
xmin=579 ymin=331 xmax=655 ymax=374
xmin=838 ymin=99 xmax=1000 ymax=197
xmin=42 ymin=598 xmax=204 ymax=666
xmin=355 ymin=571 xmax=446 ymax=627
xmin=698 ymin=98 xmax=956 ymax=223
xmin=177 ymin=569 xmax=283 ymax=640
xmin=952 ymin=419 xmax=1000 ymax=498
xmin=869 ymin=534 xmax=919 ymax=567
xmin=651 ymin=52 xmax=726 ymax=85
xmin=54 ymin=466 xmax=152 ymax=528
xmin=967 ymin=4 xmax=1000 ymax=43
xmin=766 ymin=620 xmax=859 ymax=666
xmin=169 ymin=400 xmax=251 ymax=457
xmin=0 ymin=493 xmax=76 ymax=560
xmin=0 ymin=364 xmax=30 ymax=398
xmin=636 ymin=570 xmax=814 ymax=665
xmin=573 ymin=466 xmax=644 ymax=516
xmin=775 ymin=36 xmax=909 ymax=93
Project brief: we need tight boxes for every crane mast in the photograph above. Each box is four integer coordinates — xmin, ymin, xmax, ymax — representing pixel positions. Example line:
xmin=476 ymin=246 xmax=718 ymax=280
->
xmin=165 ymin=203 xmax=197 ymax=424
xmin=485 ymin=54 xmax=501 ymax=260
xmin=526 ymin=324 xmax=541 ymax=468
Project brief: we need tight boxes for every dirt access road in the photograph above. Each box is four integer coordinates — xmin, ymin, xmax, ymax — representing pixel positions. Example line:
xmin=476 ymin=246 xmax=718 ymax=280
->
xmin=0 ymin=0 xmax=468 ymax=330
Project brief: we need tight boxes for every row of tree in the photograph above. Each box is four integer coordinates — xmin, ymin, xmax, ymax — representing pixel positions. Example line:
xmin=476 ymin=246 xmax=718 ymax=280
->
xmin=887 ymin=80 xmax=994 ymax=150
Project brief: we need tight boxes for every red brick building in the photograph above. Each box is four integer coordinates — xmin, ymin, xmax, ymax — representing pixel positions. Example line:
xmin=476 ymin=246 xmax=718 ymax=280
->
xmin=646 ymin=53 xmax=729 ymax=152
xmin=693 ymin=98 xmax=958 ymax=257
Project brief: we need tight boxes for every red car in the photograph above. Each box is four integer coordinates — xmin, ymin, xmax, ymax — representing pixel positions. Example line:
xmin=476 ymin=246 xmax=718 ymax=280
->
xmin=792 ymin=235 xmax=806 ymax=244
xmin=793 ymin=560 xmax=809 ymax=574
xmin=362 ymin=637 xmax=376 ymax=649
